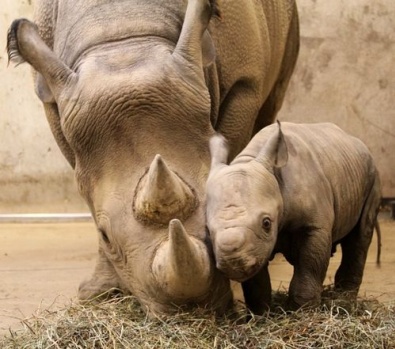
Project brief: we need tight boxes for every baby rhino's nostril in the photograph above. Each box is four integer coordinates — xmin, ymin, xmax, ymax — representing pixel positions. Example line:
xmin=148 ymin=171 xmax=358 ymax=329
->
xmin=216 ymin=230 xmax=246 ymax=253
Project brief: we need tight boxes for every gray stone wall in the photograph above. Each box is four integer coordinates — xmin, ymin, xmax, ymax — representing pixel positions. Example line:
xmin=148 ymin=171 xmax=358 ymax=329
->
xmin=0 ymin=1 xmax=85 ymax=211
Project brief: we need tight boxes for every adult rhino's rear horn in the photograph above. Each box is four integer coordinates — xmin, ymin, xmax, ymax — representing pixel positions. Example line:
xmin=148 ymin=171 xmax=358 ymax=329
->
xmin=133 ymin=154 xmax=197 ymax=225
xmin=152 ymin=219 xmax=212 ymax=299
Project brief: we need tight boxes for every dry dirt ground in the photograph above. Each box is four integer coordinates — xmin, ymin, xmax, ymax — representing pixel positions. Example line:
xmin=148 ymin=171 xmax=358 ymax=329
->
xmin=0 ymin=215 xmax=394 ymax=335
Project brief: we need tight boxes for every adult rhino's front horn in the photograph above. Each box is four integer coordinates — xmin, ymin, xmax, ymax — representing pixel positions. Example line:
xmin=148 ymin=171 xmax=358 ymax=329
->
xmin=152 ymin=219 xmax=212 ymax=299
xmin=133 ymin=154 xmax=197 ymax=225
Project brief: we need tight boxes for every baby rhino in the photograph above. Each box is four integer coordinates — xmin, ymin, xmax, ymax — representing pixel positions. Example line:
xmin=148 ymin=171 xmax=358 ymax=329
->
xmin=206 ymin=121 xmax=381 ymax=314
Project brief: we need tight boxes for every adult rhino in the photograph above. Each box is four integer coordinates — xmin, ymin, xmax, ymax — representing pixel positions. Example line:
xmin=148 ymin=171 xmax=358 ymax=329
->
xmin=7 ymin=0 xmax=299 ymax=314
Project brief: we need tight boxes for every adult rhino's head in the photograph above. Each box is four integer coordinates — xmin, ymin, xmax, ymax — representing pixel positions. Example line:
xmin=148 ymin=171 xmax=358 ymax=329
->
xmin=8 ymin=0 xmax=232 ymax=314
xmin=206 ymin=123 xmax=288 ymax=282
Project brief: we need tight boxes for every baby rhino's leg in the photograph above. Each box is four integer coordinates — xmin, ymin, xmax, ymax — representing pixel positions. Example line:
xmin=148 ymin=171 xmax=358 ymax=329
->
xmin=288 ymin=229 xmax=332 ymax=309
xmin=335 ymin=178 xmax=381 ymax=295
xmin=242 ymin=264 xmax=271 ymax=315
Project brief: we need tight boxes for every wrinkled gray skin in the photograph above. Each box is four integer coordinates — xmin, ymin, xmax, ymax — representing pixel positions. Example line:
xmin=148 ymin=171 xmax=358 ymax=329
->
xmin=207 ymin=122 xmax=381 ymax=314
xmin=7 ymin=0 xmax=299 ymax=315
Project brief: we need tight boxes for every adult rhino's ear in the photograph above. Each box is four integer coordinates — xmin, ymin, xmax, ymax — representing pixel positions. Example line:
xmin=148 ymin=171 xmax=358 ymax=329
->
xmin=7 ymin=19 xmax=76 ymax=103
xmin=255 ymin=121 xmax=288 ymax=170
xmin=209 ymin=133 xmax=229 ymax=172
xmin=35 ymin=73 xmax=55 ymax=103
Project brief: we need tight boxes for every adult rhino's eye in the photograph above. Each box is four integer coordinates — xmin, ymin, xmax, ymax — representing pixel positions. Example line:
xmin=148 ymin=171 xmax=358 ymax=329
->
xmin=99 ymin=229 xmax=111 ymax=245
xmin=262 ymin=218 xmax=272 ymax=231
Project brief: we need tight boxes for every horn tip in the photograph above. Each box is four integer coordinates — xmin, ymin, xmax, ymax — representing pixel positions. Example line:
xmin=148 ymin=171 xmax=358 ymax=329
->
xmin=152 ymin=154 xmax=163 ymax=166
xmin=168 ymin=219 xmax=188 ymax=244
xmin=147 ymin=154 xmax=167 ymax=178
xmin=169 ymin=218 xmax=181 ymax=226
xmin=152 ymin=154 xmax=168 ymax=171
xmin=169 ymin=219 xmax=184 ymax=235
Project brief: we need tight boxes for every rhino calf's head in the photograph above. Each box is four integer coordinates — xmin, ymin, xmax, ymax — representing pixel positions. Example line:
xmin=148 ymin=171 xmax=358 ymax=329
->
xmin=206 ymin=124 xmax=288 ymax=282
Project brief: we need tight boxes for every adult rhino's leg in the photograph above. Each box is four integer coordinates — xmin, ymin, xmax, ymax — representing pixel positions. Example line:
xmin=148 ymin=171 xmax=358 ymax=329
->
xmin=216 ymin=84 xmax=267 ymax=161
xmin=216 ymin=2 xmax=299 ymax=160
xmin=334 ymin=177 xmax=381 ymax=296
xmin=253 ymin=2 xmax=300 ymax=135
xmin=79 ymin=247 xmax=127 ymax=300
xmin=287 ymin=229 xmax=332 ymax=309
xmin=241 ymin=264 xmax=271 ymax=315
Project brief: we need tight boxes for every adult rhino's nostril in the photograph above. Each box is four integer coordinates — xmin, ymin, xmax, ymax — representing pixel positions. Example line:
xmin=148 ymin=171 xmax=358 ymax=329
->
xmin=216 ymin=231 xmax=246 ymax=253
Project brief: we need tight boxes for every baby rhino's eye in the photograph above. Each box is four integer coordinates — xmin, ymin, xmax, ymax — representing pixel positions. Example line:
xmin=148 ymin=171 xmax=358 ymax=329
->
xmin=262 ymin=218 xmax=272 ymax=231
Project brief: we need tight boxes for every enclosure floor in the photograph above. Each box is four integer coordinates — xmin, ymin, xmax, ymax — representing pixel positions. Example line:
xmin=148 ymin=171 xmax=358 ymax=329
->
xmin=1 ymin=216 xmax=394 ymax=335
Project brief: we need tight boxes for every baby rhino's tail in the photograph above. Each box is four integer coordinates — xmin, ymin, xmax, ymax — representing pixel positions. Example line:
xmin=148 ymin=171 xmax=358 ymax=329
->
xmin=375 ymin=219 xmax=382 ymax=267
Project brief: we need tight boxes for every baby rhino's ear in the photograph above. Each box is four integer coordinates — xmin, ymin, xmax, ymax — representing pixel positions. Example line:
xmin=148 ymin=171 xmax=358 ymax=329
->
xmin=255 ymin=121 xmax=288 ymax=170
xmin=209 ymin=133 xmax=229 ymax=172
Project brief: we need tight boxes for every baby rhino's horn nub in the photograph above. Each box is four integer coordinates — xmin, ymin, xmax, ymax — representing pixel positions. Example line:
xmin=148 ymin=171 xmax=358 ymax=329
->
xmin=152 ymin=219 xmax=212 ymax=299
xmin=134 ymin=155 xmax=197 ymax=224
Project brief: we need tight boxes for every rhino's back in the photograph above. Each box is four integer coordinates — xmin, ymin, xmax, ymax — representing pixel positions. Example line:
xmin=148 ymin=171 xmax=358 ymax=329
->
xmin=288 ymin=123 xmax=378 ymax=238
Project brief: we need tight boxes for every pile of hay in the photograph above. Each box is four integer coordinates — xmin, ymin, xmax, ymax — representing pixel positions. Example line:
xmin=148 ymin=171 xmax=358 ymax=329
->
xmin=1 ymin=291 xmax=394 ymax=348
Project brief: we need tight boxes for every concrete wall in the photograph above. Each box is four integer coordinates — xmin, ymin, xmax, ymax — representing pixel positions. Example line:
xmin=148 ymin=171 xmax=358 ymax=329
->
xmin=0 ymin=0 xmax=394 ymax=212
xmin=279 ymin=0 xmax=395 ymax=197
xmin=0 ymin=0 xmax=86 ymax=212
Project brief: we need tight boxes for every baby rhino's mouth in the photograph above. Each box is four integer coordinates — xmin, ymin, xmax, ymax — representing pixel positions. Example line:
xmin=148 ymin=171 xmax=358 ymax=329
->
xmin=216 ymin=256 xmax=262 ymax=282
